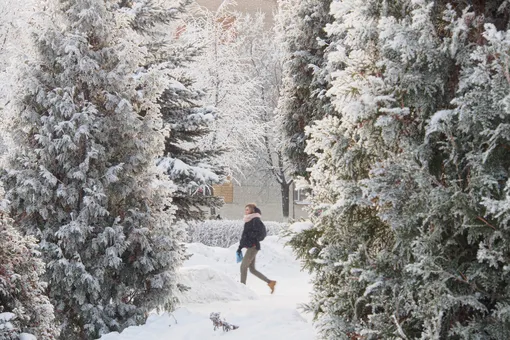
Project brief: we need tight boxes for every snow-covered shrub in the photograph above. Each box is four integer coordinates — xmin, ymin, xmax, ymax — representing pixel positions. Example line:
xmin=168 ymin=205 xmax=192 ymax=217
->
xmin=0 ymin=312 xmax=19 ymax=340
xmin=186 ymin=220 xmax=287 ymax=248
xmin=0 ymin=313 xmax=38 ymax=340
xmin=209 ymin=312 xmax=238 ymax=332
xmin=0 ymin=213 xmax=58 ymax=339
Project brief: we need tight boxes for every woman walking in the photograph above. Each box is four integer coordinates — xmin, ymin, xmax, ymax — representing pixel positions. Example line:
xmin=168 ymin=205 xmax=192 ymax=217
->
xmin=237 ymin=204 xmax=277 ymax=293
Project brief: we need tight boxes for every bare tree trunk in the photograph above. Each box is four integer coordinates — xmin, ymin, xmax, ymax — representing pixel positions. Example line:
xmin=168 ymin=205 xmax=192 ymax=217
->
xmin=281 ymin=181 xmax=291 ymax=218
xmin=277 ymin=151 xmax=292 ymax=219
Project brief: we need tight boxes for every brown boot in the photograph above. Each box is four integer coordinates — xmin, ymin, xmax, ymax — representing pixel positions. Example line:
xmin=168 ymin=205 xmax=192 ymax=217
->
xmin=268 ymin=280 xmax=277 ymax=294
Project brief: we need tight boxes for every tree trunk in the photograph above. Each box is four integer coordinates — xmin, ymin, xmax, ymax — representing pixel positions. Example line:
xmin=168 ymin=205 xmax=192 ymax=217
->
xmin=210 ymin=187 xmax=217 ymax=217
xmin=281 ymin=182 xmax=291 ymax=219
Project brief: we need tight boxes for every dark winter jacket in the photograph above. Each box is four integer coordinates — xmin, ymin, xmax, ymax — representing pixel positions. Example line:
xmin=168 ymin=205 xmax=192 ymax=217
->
xmin=238 ymin=217 xmax=265 ymax=251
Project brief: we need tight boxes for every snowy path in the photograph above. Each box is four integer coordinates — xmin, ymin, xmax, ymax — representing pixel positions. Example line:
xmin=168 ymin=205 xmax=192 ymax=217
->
xmin=99 ymin=236 xmax=316 ymax=340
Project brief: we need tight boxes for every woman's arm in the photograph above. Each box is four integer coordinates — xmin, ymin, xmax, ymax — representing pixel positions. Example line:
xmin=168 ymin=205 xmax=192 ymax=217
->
xmin=238 ymin=224 xmax=248 ymax=252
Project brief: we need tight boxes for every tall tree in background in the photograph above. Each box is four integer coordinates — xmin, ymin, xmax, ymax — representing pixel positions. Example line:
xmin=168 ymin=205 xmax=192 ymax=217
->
xmin=183 ymin=8 xmax=266 ymax=175
xmin=0 ymin=0 xmax=39 ymax=164
xmin=287 ymin=0 xmax=510 ymax=338
xmin=157 ymin=69 xmax=227 ymax=221
xmin=246 ymin=27 xmax=294 ymax=218
xmin=275 ymin=0 xmax=333 ymax=177
xmin=0 ymin=0 xmax=38 ymax=103
xmin=185 ymin=9 xmax=296 ymax=218
xmin=4 ymin=0 xmax=190 ymax=338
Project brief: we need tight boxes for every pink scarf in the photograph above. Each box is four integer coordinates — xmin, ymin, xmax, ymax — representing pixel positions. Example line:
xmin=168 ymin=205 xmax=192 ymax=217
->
xmin=243 ymin=213 xmax=261 ymax=223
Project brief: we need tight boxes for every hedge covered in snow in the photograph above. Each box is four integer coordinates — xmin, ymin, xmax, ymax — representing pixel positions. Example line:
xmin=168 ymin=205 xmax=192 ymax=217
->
xmin=186 ymin=220 xmax=287 ymax=248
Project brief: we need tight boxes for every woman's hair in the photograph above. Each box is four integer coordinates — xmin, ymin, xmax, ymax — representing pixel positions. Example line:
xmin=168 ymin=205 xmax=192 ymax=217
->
xmin=245 ymin=203 xmax=257 ymax=213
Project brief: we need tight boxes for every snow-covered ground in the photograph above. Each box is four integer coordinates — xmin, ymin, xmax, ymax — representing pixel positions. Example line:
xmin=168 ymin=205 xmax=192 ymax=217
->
xmin=99 ymin=236 xmax=316 ymax=340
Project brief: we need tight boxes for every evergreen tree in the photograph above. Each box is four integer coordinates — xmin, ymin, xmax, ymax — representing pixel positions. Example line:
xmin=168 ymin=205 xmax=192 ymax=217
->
xmin=157 ymin=70 xmax=227 ymax=221
xmin=399 ymin=3 xmax=510 ymax=338
xmin=288 ymin=2 xmax=397 ymax=338
xmin=288 ymin=0 xmax=510 ymax=339
xmin=4 ymin=0 xmax=189 ymax=338
xmin=0 ymin=201 xmax=58 ymax=339
xmin=275 ymin=0 xmax=333 ymax=177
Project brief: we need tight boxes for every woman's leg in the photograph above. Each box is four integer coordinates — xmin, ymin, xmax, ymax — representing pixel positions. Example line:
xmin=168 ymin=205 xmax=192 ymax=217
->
xmin=240 ymin=247 xmax=257 ymax=284
xmin=248 ymin=250 xmax=270 ymax=283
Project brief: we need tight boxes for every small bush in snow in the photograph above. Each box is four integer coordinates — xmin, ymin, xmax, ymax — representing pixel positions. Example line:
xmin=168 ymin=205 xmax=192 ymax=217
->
xmin=186 ymin=220 xmax=287 ymax=248
xmin=209 ymin=312 xmax=238 ymax=332
xmin=0 ymin=312 xmax=18 ymax=340
xmin=0 ymin=214 xmax=58 ymax=339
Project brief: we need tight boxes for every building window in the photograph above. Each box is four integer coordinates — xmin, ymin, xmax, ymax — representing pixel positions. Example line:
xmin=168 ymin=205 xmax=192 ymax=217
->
xmin=293 ymin=188 xmax=310 ymax=205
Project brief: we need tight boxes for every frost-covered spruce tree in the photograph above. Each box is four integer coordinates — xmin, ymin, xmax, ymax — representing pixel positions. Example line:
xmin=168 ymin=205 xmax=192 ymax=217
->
xmin=290 ymin=0 xmax=510 ymax=339
xmin=399 ymin=3 xmax=510 ymax=338
xmin=0 ymin=204 xmax=58 ymax=339
xmin=290 ymin=1 xmax=396 ymax=338
xmin=275 ymin=0 xmax=333 ymax=177
xmin=292 ymin=0 xmax=442 ymax=338
xmin=4 ymin=0 xmax=187 ymax=338
xmin=362 ymin=2 xmax=510 ymax=338
xmin=157 ymin=71 xmax=227 ymax=221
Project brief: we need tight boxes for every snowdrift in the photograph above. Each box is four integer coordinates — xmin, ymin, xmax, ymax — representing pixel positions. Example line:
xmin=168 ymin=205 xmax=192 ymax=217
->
xmin=177 ymin=265 xmax=258 ymax=304
xmin=98 ymin=235 xmax=315 ymax=340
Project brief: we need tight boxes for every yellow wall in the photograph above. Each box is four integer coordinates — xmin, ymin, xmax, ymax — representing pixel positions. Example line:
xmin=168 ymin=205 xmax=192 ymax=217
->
xmin=213 ymin=180 xmax=234 ymax=203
